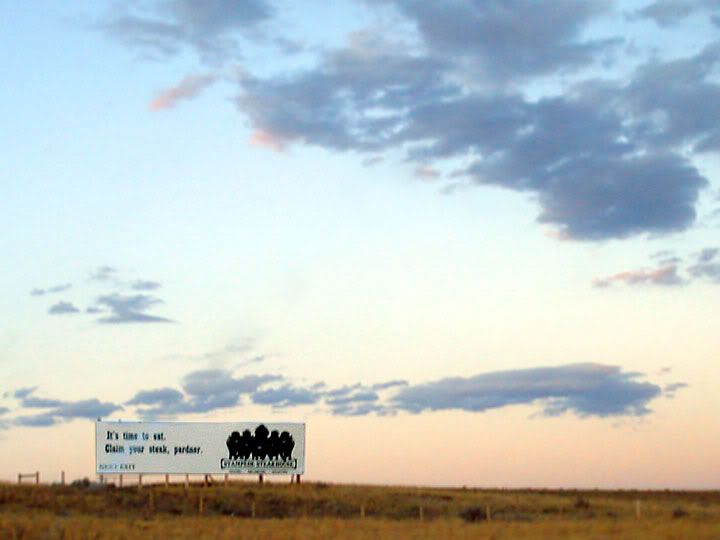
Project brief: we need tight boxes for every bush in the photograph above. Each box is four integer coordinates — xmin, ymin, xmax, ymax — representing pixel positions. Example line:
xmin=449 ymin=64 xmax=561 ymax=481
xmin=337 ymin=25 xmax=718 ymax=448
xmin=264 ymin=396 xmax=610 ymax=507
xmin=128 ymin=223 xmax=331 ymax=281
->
xmin=71 ymin=478 xmax=90 ymax=489
xmin=574 ymin=497 xmax=591 ymax=510
xmin=672 ymin=507 xmax=689 ymax=518
xmin=459 ymin=506 xmax=488 ymax=522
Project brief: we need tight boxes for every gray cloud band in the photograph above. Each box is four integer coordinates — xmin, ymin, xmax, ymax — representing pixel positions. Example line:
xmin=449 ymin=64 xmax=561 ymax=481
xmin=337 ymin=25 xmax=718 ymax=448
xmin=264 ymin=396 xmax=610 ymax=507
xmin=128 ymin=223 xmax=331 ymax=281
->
xmin=3 ymin=363 xmax=682 ymax=430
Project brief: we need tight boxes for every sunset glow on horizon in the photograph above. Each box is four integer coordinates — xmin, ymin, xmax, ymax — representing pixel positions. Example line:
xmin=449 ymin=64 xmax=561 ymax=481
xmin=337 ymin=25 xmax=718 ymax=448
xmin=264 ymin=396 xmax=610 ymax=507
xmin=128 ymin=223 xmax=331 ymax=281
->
xmin=2 ymin=0 xmax=719 ymax=489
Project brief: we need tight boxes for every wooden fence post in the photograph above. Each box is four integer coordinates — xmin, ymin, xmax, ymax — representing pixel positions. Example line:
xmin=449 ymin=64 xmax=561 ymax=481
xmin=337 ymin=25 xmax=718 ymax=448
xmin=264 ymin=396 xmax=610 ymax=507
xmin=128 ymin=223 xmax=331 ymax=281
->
xmin=419 ymin=505 xmax=424 ymax=521
xmin=138 ymin=474 xmax=143 ymax=490
xmin=17 ymin=473 xmax=21 ymax=485
xmin=119 ymin=474 xmax=123 ymax=488
xmin=198 ymin=494 xmax=204 ymax=515
xmin=635 ymin=499 xmax=642 ymax=519
xmin=36 ymin=472 xmax=40 ymax=485
xmin=486 ymin=504 xmax=492 ymax=521
xmin=165 ymin=474 xmax=169 ymax=487
xmin=224 ymin=474 xmax=228 ymax=487
xmin=360 ymin=504 xmax=365 ymax=519
xmin=251 ymin=501 xmax=256 ymax=518
xmin=149 ymin=491 xmax=155 ymax=513
xmin=296 ymin=474 xmax=301 ymax=484
xmin=185 ymin=474 xmax=189 ymax=489
xmin=258 ymin=474 xmax=264 ymax=484
xmin=61 ymin=471 xmax=65 ymax=486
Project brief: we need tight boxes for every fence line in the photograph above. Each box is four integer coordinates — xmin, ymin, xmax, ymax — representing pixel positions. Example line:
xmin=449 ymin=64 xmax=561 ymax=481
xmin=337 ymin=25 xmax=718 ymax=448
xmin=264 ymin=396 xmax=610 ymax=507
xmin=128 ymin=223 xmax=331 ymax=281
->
xmin=17 ymin=472 xmax=39 ymax=485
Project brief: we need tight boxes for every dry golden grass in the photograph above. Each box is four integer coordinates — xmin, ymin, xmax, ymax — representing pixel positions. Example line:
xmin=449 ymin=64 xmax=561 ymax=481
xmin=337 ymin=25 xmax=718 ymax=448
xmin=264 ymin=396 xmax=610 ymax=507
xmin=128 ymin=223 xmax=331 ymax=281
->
xmin=2 ymin=512 xmax=720 ymax=540
xmin=0 ymin=481 xmax=718 ymax=539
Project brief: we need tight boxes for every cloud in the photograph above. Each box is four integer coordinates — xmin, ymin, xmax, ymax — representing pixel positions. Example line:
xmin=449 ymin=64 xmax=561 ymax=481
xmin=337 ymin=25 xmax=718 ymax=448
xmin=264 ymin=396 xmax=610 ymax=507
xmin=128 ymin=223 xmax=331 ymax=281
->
xmin=101 ymin=0 xmax=273 ymax=60
xmin=236 ymin=34 xmax=455 ymax=153
xmin=688 ymin=261 xmax=720 ymax=283
xmin=48 ymin=301 xmax=81 ymax=315
xmin=391 ymin=363 xmax=663 ymax=417
xmin=94 ymin=293 xmax=172 ymax=324
xmin=326 ymin=389 xmax=384 ymax=416
xmin=13 ymin=387 xmax=37 ymax=400
xmin=98 ymin=1 xmax=719 ymax=242
xmin=7 ymin=363 xmax=669 ymax=429
xmin=11 ymin=393 xmax=122 ymax=428
xmin=249 ymin=129 xmax=288 ymax=152
xmin=89 ymin=265 xmax=118 ymax=282
xmin=131 ymin=280 xmax=162 ymax=291
xmin=651 ymin=249 xmax=683 ymax=266
xmin=371 ymin=380 xmax=408 ymax=391
xmin=53 ymin=399 xmax=122 ymax=419
xmin=593 ymin=265 xmax=685 ymax=287
xmin=236 ymin=30 xmax=713 ymax=240
xmin=413 ymin=165 xmax=441 ymax=180
xmin=15 ymin=414 xmax=58 ymax=427
xmin=149 ymin=74 xmax=217 ymax=110
xmin=183 ymin=369 xmax=278 ymax=398
xmin=663 ymin=382 xmax=688 ymax=398
xmin=252 ymin=385 xmax=321 ymax=408
xmin=132 ymin=369 xmax=282 ymax=416
xmin=697 ymin=247 xmax=719 ymax=263
xmin=687 ymin=247 xmax=720 ymax=282
xmin=318 ymin=379 xmax=406 ymax=415
xmin=597 ymin=246 xmax=720 ymax=288
xmin=382 ymin=0 xmax=616 ymax=81
xmin=126 ymin=387 xmax=184 ymax=406
xmin=19 ymin=396 xmax=65 ymax=409
xmin=634 ymin=0 xmax=720 ymax=26
xmin=30 ymin=283 xmax=72 ymax=296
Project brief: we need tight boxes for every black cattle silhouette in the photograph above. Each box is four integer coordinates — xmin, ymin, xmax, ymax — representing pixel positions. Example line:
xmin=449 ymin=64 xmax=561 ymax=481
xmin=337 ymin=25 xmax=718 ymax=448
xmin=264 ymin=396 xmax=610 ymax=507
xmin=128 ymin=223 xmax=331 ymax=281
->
xmin=268 ymin=430 xmax=280 ymax=459
xmin=279 ymin=430 xmax=295 ymax=460
xmin=226 ymin=431 xmax=242 ymax=459
xmin=226 ymin=425 xmax=295 ymax=461
xmin=239 ymin=429 xmax=253 ymax=458
xmin=253 ymin=424 xmax=270 ymax=459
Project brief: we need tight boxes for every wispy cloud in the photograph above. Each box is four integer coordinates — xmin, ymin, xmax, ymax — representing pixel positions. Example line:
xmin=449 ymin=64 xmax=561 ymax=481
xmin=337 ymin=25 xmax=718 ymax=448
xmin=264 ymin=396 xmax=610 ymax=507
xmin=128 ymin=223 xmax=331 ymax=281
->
xmin=100 ymin=0 xmax=273 ymax=60
xmin=88 ymin=265 xmax=118 ymax=283
xmin=94 ymin=294 xmax=172 ymax=324
xmin=132 ymin=369 xmax=281 ymax=417
xmin=593 ymin=265 xmax=685 ymax=288
xmin=131 ymin=280 xmax=162 ymax=291
xmin=30 ymin=283 xmax=72 ymax=296
xmin=149 ymin=74 xmax=217 ymax=111
xmin=47 ymin=301 xmax=81 ymax=315
xmin=595 ymin=246 xmax=720 ymax=287
xmin=9 ymin=388 xmax=122 ymax=427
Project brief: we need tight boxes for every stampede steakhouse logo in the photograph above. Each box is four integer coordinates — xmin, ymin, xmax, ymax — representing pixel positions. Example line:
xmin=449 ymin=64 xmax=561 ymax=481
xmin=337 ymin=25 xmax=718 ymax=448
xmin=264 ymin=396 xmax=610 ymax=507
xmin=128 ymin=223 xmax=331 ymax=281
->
xmin=221 ymin=424 xmax=297 ymax=471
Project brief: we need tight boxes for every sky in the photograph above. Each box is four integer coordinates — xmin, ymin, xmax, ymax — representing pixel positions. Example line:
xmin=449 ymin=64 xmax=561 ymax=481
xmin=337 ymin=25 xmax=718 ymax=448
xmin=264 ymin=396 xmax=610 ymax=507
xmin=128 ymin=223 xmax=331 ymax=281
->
xmin=1 ymin=0 xmax=720 ymax=488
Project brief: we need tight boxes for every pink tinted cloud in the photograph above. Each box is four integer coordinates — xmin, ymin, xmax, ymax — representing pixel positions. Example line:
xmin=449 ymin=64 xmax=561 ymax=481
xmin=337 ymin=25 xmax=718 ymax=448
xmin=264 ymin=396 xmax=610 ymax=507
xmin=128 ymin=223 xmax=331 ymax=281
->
xmin=413 ymin=165 xmax=441 ymax=180
xmin=149 ymin=74 xmax=217 ymax=111
xmin=593 ymin=265 xmax=685 ymax=288
xmin=249 ymin=129 xmax=288 ymax=152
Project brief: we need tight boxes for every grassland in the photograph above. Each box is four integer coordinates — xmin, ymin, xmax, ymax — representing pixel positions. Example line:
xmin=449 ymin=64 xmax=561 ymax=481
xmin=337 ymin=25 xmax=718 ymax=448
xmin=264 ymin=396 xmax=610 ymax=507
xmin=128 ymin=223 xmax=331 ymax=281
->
xmin=1 ymin=480 xmax=718 ymax=539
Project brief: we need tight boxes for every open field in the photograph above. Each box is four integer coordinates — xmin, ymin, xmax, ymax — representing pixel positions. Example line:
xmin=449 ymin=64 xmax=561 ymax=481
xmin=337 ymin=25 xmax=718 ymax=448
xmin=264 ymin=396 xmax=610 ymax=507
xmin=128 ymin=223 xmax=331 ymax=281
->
xmin=1 ymin=481 xmax=718 ymax=539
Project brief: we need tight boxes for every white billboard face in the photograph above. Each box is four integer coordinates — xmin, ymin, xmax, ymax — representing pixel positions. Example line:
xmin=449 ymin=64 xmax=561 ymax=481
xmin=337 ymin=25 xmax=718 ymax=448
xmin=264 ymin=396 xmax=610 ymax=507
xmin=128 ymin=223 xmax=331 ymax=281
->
xmin=96 ymin=420 xmax=305 ymax=475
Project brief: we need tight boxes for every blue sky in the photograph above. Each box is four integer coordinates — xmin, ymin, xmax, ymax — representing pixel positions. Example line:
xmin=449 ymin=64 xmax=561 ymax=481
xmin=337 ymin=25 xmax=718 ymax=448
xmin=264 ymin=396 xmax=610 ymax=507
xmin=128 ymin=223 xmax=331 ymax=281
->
xmin=1 ymin=0 xmax=720 ymax=487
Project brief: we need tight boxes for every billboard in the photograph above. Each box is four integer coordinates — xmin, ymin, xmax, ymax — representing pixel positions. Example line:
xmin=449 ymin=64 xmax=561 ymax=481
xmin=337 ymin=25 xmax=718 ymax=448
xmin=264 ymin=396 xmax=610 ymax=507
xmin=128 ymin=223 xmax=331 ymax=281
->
xmin=95 ymin=420 xmax=305 ymax=475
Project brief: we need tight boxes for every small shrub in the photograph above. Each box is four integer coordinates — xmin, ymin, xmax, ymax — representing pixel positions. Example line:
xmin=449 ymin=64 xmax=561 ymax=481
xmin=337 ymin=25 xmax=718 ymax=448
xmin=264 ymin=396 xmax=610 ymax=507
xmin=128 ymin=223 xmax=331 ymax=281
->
xmin=672 ymin=507 xmax=689 ymax=518
xmin=459 ymin=506 xmax=488 ymax=522
xmin=574 ymin=497 xmax=591 ymax=510
xmin=71 ymin=478 xmax=90 ymax=489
